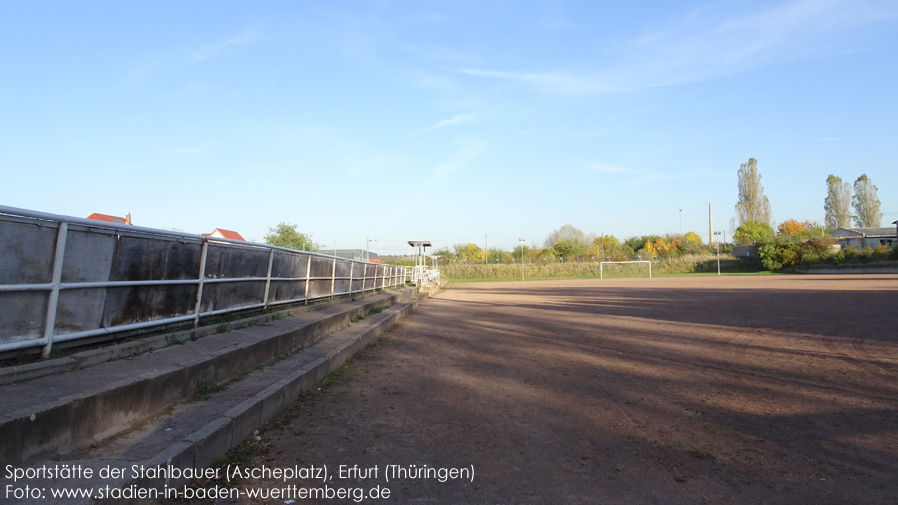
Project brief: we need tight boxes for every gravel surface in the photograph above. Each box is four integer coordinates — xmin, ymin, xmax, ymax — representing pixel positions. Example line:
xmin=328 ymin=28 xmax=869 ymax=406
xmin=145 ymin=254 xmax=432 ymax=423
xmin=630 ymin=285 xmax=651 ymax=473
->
xmin=179 ymin=275 xmax=898 ymax=505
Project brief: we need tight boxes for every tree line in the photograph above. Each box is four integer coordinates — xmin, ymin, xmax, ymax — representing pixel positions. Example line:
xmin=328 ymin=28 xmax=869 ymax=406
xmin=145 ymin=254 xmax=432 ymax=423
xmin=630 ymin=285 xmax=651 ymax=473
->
xmin=735 ymin=157 xmax=884 ymax=229
xmin=733 ymin=158 xmax=892 ymax=270
xmin=434 ymin=226 xmax=717 ymax=265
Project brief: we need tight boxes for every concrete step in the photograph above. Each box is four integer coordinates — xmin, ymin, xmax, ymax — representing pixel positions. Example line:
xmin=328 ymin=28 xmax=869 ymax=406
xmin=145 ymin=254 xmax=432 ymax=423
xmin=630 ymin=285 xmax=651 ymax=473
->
xmin=0 ymin=288 xmax=417 ymax=471
xmin=2 ymin=294 xmax=419 ymax=504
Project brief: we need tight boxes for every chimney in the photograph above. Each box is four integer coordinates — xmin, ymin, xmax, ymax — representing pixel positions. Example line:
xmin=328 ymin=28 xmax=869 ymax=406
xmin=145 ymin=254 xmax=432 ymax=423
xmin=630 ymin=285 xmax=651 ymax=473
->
xmin=125 ymin=212 xmax=132 ymax=225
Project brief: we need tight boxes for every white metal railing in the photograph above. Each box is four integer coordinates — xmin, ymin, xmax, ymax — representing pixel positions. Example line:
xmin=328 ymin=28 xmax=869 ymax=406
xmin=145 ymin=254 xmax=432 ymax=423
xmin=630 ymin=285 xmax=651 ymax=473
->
xmin=0 ymin=205 xmax=407 ymax=358
xmin=409 ymin=265 xmax=441 ymax=287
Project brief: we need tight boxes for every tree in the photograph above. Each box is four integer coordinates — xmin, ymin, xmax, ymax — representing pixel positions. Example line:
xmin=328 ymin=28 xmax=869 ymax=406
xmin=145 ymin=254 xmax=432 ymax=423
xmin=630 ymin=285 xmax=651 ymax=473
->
xmin=552 ymin=239 xmax=586 ymax=259
xmin=644 ymin=236 xmax=675 ymax=256
xmin=852 ymin=174 xmax=882 ymax=227
xmin=735 ymin=158 xmax=772 ymax=226
xmin=824 ymin=175 xmax=852 ymax=229
xmin=624 ymin=235 xmax=658 ymax=253
xmin=544 ymin=224 xmax=592 ymax=248
xmin=593 ymin=235 xmax=629 ymax=260
xmin=263 ymin=222 xmax=318 ymax=251
xmin=777 ymin=219 xmax=807 ymax=237
xmin=683 ymin=232 xmax=703 ymax=246
xmin=453 ymin=243 xmax=484 ymax=262
xmin=734 ymin=221 xmax=774 ymax=246
xmin=678 ymin=231 xmax=706 ymax=254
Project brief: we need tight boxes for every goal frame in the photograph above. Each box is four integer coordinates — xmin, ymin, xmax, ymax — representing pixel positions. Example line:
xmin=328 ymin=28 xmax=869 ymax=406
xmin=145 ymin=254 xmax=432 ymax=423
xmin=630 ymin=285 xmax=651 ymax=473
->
xmin=599 ymin=260 xmax=652 ymax=279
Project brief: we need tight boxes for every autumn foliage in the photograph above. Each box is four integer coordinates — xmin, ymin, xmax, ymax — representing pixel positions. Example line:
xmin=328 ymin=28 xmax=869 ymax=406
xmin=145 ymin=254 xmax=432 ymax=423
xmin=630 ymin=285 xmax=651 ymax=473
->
xmin=776 ymin=219 xmax=809 ymax=237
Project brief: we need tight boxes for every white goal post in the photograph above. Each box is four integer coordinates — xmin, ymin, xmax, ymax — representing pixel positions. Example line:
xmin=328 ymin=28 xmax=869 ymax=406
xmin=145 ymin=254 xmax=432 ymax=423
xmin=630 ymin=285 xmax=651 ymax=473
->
xmin=600 ymin=260 xmax=652 ymax=279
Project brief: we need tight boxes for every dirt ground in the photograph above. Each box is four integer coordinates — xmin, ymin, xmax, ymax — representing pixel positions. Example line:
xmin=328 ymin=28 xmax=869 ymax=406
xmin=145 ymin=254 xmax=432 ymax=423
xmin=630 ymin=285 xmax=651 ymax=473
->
xmin=191 ymin=275 xmax=898 ymax=505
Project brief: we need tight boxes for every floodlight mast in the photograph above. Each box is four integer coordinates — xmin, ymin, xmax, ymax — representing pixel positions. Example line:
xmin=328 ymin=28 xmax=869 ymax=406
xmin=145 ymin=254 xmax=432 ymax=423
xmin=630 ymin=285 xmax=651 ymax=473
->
xmin=366 ymin=237 xmax=376 ymax=262
xmin=519 ymin=237 xmax=526 ymax=281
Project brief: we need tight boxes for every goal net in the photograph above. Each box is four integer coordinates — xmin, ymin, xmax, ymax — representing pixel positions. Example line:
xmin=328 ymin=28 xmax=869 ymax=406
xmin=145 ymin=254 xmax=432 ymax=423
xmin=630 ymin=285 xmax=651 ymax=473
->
xmin=600 ymin=260 xmax=652 ymax=279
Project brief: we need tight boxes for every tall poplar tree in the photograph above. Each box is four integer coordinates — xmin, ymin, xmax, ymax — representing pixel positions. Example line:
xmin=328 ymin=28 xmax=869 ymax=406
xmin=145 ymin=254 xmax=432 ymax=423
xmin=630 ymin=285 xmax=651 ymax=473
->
xmin=852 ymin=174 xmax=882 ymax=227
xmin=735 ymin=158 xmax=771 ymax=226
xmin=823 ymin=175 xmax=852 ymax=229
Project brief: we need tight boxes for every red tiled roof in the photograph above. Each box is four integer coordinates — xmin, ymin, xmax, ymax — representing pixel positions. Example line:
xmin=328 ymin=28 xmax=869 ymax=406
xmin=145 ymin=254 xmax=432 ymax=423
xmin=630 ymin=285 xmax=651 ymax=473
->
xmin=203 ymin=228 xmax=246 ymax=241
xmin=87 ymin=213 xmax=130 ymax=224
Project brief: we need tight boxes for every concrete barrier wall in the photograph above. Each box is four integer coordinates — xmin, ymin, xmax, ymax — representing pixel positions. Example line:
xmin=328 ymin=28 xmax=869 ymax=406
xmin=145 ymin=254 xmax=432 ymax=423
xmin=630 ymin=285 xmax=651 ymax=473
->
xmin=0 ymin=206 xmax=407 ymax=357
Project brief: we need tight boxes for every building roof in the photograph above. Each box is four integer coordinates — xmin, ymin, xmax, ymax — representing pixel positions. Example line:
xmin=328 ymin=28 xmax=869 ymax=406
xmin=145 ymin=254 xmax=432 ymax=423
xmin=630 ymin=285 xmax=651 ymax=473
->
xmin=831 ymin=227 xmax=897 ymax=238
xmin=202 ymin=228 xmax=246 ymax=241
xmin=87 ymin=212 xmax=131 ymax=225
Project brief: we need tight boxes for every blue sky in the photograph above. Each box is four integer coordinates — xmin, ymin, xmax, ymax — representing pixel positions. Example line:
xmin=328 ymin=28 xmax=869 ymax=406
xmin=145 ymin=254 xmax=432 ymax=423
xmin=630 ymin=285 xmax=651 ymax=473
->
xmin=2 ymin=1 xmax=896 ymax=255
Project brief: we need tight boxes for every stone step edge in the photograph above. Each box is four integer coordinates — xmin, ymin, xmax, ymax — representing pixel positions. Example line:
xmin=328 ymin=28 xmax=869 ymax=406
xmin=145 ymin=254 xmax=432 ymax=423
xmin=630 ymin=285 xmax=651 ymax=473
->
xmin=0 ymin=289 xmax=414 ymax=465
xmin=103 ymin=300 xmax=417 ymax=504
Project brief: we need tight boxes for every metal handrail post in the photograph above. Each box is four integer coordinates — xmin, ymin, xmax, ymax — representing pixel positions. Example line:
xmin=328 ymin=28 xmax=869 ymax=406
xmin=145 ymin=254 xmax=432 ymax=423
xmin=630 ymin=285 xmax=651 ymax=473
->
xmin=349 ymin=261 xmax=354 ymax=296
xmin=330 ymin=256 xmax=337 ymax=298
xmin=304 ymin=254 xmax=312 ymax=305
xmin=193 ymin=240 xmax=209 ymax=327
xmin=40 ymin=221 xmax=68 ymax=358
xmin=263 ymin=248 xmax=274 ymax=308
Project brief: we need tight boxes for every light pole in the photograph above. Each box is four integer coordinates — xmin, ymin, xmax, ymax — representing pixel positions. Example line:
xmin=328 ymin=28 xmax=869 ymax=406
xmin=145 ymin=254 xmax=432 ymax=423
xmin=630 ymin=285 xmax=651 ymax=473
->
xmin=713 ymin=231 xmax=722 ymax=275
xmin=366 ymin=237 xmax=376 ymax=262
xmin=519 ymin=237 xmax=526 ymax=281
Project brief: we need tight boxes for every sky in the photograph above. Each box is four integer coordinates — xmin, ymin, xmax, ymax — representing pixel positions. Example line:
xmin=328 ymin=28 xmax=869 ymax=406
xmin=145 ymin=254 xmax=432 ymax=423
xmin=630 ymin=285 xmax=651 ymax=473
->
xmin=2 ymin=0 xmax=897 ymax=255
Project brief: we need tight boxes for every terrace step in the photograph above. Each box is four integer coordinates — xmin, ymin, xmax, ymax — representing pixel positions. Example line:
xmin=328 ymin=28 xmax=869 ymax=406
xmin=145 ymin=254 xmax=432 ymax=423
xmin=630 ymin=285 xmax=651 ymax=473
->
xmin=0 ymin=288 xmax=417 ymax=473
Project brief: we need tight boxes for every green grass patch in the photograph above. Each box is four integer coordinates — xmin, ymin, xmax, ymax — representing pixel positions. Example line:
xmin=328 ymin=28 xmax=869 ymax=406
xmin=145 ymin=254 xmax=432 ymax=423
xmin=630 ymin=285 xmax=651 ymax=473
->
xmin=191 ymin=380 xmax=229 ymax=402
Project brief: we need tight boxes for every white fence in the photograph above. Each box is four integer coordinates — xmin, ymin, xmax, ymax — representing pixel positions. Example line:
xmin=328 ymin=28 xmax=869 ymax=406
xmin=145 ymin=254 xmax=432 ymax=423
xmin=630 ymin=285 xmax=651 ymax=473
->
xmin=0 ymin=205 xmax=407 ymax=358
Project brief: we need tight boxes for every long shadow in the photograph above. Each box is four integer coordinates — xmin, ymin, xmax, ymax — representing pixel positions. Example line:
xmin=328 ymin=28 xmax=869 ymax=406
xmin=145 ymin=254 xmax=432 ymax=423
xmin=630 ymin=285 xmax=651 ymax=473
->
xmin=375 ymin=298 xmax=898 ymax=503
xmin=454 ymin=284 xmax=898 ymax=343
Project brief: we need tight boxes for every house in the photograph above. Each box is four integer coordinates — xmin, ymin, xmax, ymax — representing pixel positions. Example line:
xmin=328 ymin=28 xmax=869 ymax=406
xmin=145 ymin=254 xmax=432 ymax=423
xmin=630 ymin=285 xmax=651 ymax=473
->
xmin=831 ymin=226 xmax=897 ymax=249
xmin=87 ymin=212 xmax=132 ymax=225
xmin=202 ymin=228 xmax=246 ymax=241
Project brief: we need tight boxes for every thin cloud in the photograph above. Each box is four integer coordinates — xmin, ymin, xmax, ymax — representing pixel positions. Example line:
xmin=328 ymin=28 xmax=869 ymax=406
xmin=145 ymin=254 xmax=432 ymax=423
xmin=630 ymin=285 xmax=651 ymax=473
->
xmin=453 ymin=67 xmax=621 ymax=94
xmin=171 ymin=145 xmax=210 ymax=153
xmin=451 ymin=1 xmax=898 ymax=94
xmin=418 ymin=112 xmax=477 ymax=132
xmin=191 ymin=29 xmax=258 ymax=62
xmin=431 ymin=140 xmax=489 ymax=181
xmin=609 ymin=0 xmax=898 ymax=90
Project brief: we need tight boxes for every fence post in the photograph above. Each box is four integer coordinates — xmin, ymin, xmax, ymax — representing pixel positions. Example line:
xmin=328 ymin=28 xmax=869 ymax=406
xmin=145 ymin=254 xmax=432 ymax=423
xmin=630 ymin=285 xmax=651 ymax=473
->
xmin=349 ymin=261 xmax=354 ymax=296
xmin=40 ymin=222 xmax=68 ymax=358
xmin=304 ymin=254 xmax=312 ymax=305
xmin=330 ymin=256 xmax=337 ymax=298
xmin=193 ymin=240 xmax=209 ymax=327
xmin=263 ymin=248 xmax=274 ymax=308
